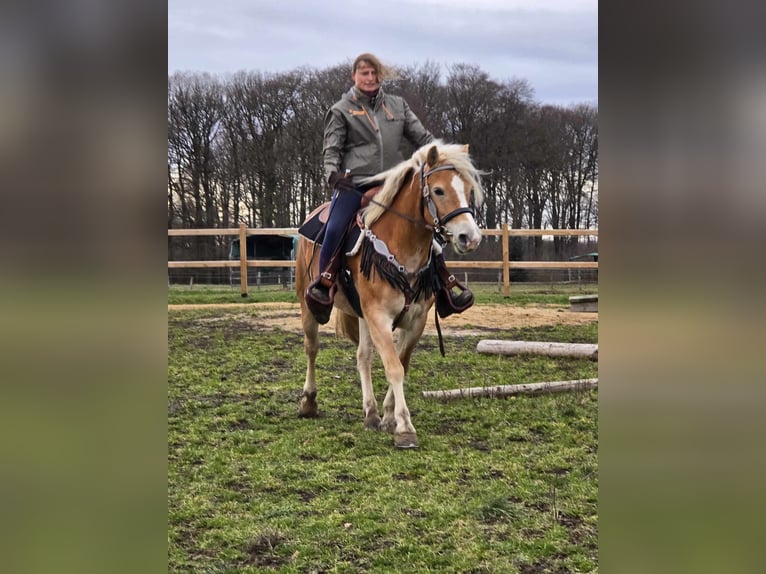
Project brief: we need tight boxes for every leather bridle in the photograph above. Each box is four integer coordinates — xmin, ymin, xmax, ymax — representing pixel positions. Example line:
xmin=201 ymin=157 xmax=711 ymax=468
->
xmin=418 ymin=162 xmax=475 ymax=244
xmin=356 ymin=161 xmax=476 ymax=246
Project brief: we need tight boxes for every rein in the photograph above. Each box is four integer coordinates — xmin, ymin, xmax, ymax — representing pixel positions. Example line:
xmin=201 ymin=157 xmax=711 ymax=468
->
xmin=357 ymin=162 xmax=472 ymax=240
xmin=362 ymin=194 xmax=433 ymax=231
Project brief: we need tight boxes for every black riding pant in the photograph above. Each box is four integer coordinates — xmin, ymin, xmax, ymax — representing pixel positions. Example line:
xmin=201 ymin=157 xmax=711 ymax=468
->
xmin=319 ymin=185 xmax=362 ymax=272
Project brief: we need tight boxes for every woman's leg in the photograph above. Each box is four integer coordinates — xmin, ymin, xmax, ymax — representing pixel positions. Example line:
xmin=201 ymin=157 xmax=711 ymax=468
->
xmin=305 ymin=186 xmax=362 ymax=323
xmin=318 ymin=188 xmax=361 ymax=271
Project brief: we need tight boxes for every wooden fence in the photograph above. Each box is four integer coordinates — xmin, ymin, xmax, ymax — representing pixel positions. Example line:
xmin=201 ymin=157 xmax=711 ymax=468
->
xmin=168 ymin=223 xmax=598 ymax=297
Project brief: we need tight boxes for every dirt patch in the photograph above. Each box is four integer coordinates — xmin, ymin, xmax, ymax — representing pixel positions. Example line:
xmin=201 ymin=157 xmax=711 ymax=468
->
xmin=169 ymin=302 xmax=596 ymax=336
xmin=245 ymin=531 xmax=288 ymax=569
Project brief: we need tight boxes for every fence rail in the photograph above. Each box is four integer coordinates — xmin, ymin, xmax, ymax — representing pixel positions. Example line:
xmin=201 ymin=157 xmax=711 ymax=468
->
xmin=168 ymin=223 xmax=598 ymax=297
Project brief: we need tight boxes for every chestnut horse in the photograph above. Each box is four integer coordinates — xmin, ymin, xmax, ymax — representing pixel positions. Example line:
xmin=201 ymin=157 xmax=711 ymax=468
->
xmin=295 ymin=141 xmax=484 ymax=448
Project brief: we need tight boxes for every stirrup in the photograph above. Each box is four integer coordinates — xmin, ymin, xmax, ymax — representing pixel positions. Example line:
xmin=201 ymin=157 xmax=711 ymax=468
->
xmin=435 ymin=282 xmax=474 ymax=319
xmin=305 ymin=277 xmax=335 ymax=325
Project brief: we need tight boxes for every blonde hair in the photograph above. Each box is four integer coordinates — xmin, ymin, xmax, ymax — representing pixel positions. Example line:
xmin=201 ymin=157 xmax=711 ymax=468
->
xmin=353 ymin=53 xmax=395 ymax=81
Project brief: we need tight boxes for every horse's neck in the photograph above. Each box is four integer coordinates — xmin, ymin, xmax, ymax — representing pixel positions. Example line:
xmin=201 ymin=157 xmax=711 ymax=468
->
xmin=370 ymin=185 xmax=433 ymax=272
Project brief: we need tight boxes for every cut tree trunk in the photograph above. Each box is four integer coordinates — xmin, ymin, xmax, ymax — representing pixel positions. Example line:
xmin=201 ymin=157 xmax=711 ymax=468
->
xmin=422 ymin=378 xmax=598 ymax=400
xmin=477 ymin=340 xmax=598 ymax=361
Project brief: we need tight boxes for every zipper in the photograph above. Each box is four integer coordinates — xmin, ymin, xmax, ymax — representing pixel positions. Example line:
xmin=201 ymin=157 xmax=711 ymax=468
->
xmin=351 ymin=91 xmax=386 ymax=172
xmin=361 ymin=106 xmax=378 ymax=132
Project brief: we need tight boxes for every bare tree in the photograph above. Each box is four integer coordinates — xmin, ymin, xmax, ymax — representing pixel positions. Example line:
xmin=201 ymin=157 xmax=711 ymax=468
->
xmin=285 ymin=65 xmax=349 ymax=221
xmin=168 ymin=72 xmax=224 ymax=264
xmin=393 ymin=61 xmax=447 ymax=138
xmin=548 ymin=105 xmax=598 ymax=254
xmin=168 ymin=62 xmax=598 ymax=277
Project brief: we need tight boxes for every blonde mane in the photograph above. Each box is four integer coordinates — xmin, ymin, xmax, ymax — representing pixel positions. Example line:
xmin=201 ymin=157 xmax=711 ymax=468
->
xmin=359 ymin=140 xmax=485 ymax=228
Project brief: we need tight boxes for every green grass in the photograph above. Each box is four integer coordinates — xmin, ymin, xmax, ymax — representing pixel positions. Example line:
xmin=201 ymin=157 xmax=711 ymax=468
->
xmin=168 ymin=284 xmax=300 ymax=305
xmin=168 ymin=282 xmax=597 ymax=307
xmin=168 ymin=308 xmax=598 ymax=573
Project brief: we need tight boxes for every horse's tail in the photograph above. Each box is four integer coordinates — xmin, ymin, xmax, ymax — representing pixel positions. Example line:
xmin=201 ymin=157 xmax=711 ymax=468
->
xmin=334 ymin=311 xmax=359 ymax=345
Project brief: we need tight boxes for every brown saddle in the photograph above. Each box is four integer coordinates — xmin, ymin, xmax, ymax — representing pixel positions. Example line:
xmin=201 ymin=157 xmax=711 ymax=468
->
xmin=298 ymin=186 xmax=383 ymax=244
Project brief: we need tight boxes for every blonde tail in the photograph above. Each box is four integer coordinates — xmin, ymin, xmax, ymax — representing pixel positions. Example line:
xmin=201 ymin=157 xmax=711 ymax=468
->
xmin=334 ymin=311 xmax=359 ymax=345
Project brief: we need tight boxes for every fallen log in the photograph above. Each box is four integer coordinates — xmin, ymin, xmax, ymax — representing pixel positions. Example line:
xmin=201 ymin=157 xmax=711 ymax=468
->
xmin=477 ymin=340 xmax=598 ymax=361
xmin=569 ymin=294 xmax=598 ymax=312
xmin=422 ymin=378 xmax=598 ymax=400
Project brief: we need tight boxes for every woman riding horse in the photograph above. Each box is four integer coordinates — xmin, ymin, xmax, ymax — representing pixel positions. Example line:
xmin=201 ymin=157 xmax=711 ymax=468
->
xmin=305 ymin=52 xmax=473 ymax=325
xmin=297 ymin=141 xmax=484 ymax=448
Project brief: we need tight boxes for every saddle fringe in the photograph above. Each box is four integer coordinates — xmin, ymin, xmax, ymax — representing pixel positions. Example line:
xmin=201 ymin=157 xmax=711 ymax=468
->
xmin=359 ymin=238 xmax=441 ymax=303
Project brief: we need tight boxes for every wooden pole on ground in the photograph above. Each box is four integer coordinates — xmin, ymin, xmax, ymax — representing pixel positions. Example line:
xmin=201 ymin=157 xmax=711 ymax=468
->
xmin=422 ymin=378 xmax=598 ymax=400
xmin=477 ymin=340 xmax=598 ymax=361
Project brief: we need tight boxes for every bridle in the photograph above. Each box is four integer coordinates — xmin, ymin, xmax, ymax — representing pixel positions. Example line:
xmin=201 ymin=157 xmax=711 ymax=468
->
xmin=360 ymin=162 xmax=476 ymax=245
xmin=418 ymin=163 xmax=475 ymax=245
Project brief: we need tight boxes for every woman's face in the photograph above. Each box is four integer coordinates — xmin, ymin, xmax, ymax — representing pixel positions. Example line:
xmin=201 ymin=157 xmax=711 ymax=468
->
xmin=352 ymin=62 xmax=380 ymax=92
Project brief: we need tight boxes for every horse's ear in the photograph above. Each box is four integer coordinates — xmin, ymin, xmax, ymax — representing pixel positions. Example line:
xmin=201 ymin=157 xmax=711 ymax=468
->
xmin=462 ymin=144 xmax=469 ymax=154
xmin=398 ymin=167 xmax=415 ymax=192
xmin=426 ymin=145 xmax=439 ymax=167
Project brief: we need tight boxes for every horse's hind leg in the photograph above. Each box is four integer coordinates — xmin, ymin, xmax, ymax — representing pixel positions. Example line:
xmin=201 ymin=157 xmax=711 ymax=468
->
xmin=298 ymin=311 xmax=320 ymax=418
xmin=357 ymin=320 xmax=381 ymax=430
xmin=380 ymin=385 xmax=396 ymax=434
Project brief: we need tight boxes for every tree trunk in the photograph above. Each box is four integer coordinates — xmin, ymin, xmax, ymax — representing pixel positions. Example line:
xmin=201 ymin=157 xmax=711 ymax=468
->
xmin=422 ymin=378 xmax=598 ymax=400
xmin=476 ymin=340 xmax=598 ymax=360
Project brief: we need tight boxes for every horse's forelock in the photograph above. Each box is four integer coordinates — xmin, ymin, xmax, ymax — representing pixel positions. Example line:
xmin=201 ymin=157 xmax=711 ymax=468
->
xmin=429 ymin=142 xmax=486 ymax=207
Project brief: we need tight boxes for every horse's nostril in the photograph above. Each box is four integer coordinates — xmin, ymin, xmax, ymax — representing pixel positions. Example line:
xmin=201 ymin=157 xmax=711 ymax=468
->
xmin=458 ymin=234 xmax=468 ymax=246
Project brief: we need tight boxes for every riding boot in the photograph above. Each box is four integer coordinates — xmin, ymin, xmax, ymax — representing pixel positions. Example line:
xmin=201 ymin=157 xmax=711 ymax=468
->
xmin=434 ymin=252 xmax=474 ymax=318
xmin=305 ymin=254 xmax=341 ymax=325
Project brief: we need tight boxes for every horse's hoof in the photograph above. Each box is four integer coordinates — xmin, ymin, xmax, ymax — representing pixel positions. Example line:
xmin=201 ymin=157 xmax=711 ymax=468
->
xmin=298 ymin=395 xmax=318 ymax=418
xmin=380 ymin=418 xmax=396 ymax=434
xmin=394 ymin=432 xmax=419 ymax=449
xmin=298 ymin=405 xmax=318 ymax=418
xmin=364 ymin=414 xmax=381 ymax=430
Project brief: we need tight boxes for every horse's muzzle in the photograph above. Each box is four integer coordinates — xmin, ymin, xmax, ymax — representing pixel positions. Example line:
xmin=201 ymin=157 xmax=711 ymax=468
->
xmin=452 ymin=228 xmax=482 ymax=254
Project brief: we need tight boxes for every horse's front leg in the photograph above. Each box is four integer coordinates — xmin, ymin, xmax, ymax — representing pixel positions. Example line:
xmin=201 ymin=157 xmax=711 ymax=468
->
xmin=298 ymin=307 xmax=319 ymax=418
xmin=357 ymin=319 xmax=381 ymax=430
xmin=382 ymin=314 xmax=429 ymax=434
xmin=366 ymin=317 xmax=418 ymax=449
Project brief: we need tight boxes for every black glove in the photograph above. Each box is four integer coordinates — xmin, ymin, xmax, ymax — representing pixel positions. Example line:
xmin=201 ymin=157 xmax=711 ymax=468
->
xmin=328 ymin=171 xmax=356 ymax=193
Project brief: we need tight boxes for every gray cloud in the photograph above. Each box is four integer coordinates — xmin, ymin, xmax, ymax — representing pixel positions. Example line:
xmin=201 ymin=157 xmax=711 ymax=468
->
xmin=168 ymin=0 xmax=597 ymax=106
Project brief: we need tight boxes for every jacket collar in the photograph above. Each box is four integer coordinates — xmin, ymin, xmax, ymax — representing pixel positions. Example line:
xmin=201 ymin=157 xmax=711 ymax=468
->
xmin=348 ymin=86 xmax=385 ymax=108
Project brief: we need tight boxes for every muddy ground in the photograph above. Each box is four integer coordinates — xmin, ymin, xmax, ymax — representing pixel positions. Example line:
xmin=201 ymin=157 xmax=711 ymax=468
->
xmin=168 ymin=302 xmax=597 ymax=337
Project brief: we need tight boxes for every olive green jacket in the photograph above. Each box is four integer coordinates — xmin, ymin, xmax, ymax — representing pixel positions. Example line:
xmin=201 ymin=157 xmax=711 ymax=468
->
xmin=322 ymin=86 xmax=434 ymax=185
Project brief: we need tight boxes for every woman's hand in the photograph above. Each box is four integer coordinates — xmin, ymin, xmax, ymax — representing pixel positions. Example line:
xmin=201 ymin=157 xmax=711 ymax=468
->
xmin=328 ymin=171 xmax=356 ymax=192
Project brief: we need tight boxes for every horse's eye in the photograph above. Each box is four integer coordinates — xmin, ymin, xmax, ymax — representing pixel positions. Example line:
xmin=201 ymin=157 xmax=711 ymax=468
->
xmin=432 ymin=187 xmax=445 ymax=196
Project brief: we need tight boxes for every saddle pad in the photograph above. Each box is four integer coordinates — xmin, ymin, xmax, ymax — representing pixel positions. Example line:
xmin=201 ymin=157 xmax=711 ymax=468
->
xmin=298 ymin=183 xmax=383 ymax=244
xmin=298 ymin=202 xmax=330 ymax=244
xmin=298 ymin=202 xmax=361 ymax=254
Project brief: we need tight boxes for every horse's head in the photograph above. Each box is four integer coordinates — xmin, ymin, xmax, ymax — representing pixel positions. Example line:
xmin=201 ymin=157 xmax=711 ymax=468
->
xmin=419 ymin=143 xmax=484 ymax=254
xmin=360 ymin=140 xmax=485 ymax=253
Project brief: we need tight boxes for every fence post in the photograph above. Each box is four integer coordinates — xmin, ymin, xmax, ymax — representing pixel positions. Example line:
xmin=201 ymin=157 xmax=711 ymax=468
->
xmin=239 ymin=223 xmax=248 ymax=298
xmin=502 ymin=223 xmax=510 ymax=297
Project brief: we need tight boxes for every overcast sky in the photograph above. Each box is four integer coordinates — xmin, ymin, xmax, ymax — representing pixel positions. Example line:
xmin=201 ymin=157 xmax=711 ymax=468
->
xmin=168 ymin=0 xmax=597 ymax=107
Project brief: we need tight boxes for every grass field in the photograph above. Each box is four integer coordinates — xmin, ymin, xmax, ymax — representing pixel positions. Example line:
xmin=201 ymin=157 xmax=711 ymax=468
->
xmin=168 ymin=306 xmax=598 ymax=573
xmin=168 ymin=282 xmax=597 ymax=307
